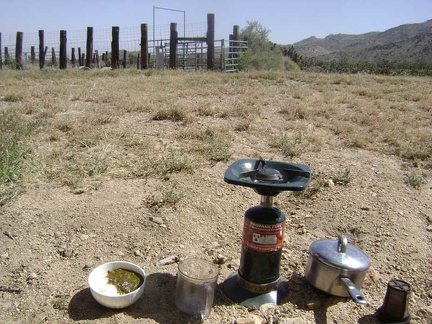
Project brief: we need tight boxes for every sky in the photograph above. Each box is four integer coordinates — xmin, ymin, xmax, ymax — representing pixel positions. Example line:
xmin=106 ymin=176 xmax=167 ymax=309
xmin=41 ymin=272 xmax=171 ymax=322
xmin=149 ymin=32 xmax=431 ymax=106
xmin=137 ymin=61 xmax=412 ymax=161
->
xmin=0 ymin=0 xmax=431 ymax=45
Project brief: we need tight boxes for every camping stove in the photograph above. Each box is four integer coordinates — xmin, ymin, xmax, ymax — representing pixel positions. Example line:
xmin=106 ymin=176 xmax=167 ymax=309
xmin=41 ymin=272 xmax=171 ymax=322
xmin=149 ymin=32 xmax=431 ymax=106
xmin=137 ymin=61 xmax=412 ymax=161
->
xmin=223 ymin=159 xmax=311 ymax=308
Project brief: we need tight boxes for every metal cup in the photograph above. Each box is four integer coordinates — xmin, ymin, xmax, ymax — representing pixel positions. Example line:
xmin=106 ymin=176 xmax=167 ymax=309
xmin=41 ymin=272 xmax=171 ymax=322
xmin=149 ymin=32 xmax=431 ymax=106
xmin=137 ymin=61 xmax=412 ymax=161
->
xmin=175 ymin=258 xmax=218 ymax=319
xmin=378 ymin=278 xmax=411 ymax=323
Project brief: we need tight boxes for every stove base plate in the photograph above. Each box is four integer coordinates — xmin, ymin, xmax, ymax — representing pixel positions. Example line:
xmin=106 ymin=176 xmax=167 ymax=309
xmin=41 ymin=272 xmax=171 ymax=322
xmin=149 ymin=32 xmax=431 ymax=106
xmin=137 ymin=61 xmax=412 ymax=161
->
xmin=223 ymin=272 xmax=289 ymax=308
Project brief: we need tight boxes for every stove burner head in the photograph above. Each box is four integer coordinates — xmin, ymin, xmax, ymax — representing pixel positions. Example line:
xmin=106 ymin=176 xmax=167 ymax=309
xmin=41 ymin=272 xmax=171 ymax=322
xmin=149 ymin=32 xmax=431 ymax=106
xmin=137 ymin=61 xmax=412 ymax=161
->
xmin=254 ymin=168 xmax=283 ymax=182
xmin=224 ymin=159 xmax=311 ymax=196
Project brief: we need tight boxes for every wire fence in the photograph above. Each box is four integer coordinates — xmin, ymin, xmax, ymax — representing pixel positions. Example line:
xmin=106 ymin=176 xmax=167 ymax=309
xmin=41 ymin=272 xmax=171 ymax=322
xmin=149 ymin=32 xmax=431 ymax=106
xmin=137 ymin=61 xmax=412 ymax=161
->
xmin=1 ymin=20 xmax=247 ymax=71
xmin=1 ymin=22 xmax=207 ymax=63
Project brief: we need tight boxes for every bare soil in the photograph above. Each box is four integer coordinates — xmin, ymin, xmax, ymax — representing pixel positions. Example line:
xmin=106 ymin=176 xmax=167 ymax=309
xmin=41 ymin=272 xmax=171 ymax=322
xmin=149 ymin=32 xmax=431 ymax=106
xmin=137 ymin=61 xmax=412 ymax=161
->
xmin=0 ymin=70 xmax=431 ymax=324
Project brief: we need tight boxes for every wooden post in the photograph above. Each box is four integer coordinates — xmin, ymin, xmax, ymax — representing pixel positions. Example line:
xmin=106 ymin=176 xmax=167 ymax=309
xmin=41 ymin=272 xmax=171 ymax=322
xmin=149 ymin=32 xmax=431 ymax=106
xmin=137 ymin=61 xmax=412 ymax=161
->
xmin=0 ymin=32 xmax=2 ymax=69
xmin=206 ymin=13 xmax=215 ymax=70
xmin=232 ymin=25 xmax=241 ymax=61
xmin=111 ymin=26 xmax=119 ymax=69
xmin=30 ymin=46 xmax=35 ymax=64
xmin=51 ymin=47 xmax=56 ymax=67
xmin=233 ymin=25 xmax=240 ymax=41
xmin=39 ymin=30 xmax=45 ymax=69
xmin=5 ymin=47 xmax=9 ymax=65
xmin=71 ymin=48 xmax=76 ymax=67
xmin=140 ymin=23 xmax=149 ymax=69
xmin=59 ymin=30 xmax=67 ymax=69
xmin=15 ymin=31 xmax=23 ymax=69
xmin=169 ymin=22 xmax=177 ymax=69
xmin=81 ymin=53 xmax=85 ymax=66
xmin=78 ymin=47 xmax=82 ymax=66
xmin=137 ymin=53 xmax=140 ymax=69
xmin=86 ymin=27 xmax=93 ymax=68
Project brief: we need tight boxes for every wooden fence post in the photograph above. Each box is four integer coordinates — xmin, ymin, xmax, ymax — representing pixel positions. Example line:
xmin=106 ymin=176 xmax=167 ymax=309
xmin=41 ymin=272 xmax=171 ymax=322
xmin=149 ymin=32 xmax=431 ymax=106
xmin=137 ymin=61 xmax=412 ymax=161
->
xmin=51 ymin=47 xmax=56 ymax=67
xmin=233 ymin=25 xmax=240 ymax=41
xmin=78 ymin=47 xmax=82 ymax=66
xmin=5 ymin=47 xmax=9 ymax=65
xmin=169 ymin=22 xmax=177 ymax=69
xmin=231 ymin=25 xmax=240 ymax=60
xmin=71 ymin=48 xmax=76 ymax=67
xmin=140 ymin=23 xmax=149 ymax=69
xmin=86 ymin=27 xmax=93 ymax=68
xmin=39 ymin=30 xmax=45 ymax=69
xmin=30 ymin=46 xmax=35 ymax=64
xmin=111 ymin=26 xmax=119 ymax=69
xmin=15 ymin=31 xmax=23 ymax=69
xmin=0 ymin=32 xmax=2 ymax=70
xmin=207 ymin=13 xmax=215 ymax=70
xmin=60 ymin=30 xmax=67 ymax=69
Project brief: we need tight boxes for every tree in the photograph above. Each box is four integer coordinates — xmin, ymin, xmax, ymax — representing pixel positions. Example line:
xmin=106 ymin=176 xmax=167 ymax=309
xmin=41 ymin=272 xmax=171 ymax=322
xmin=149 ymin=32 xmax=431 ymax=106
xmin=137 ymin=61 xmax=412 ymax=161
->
xmin=239 ymin=20 xmax=283 ymax=70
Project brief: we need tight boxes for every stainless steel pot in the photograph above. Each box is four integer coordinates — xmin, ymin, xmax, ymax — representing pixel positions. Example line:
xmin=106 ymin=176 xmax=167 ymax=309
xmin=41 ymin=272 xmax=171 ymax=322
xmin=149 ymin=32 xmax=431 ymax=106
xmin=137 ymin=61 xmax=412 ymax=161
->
xmin=304 ymin=235 xmax=370 ymax=305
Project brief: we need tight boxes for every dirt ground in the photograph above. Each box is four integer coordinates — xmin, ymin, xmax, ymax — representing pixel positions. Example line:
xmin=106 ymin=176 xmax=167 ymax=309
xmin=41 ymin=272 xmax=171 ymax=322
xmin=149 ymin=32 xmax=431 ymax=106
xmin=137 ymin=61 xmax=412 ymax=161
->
xmin=0 ymin=72 xmax=431 ymax=324
xmin=1 ymin=147 xmax=431 ymax=323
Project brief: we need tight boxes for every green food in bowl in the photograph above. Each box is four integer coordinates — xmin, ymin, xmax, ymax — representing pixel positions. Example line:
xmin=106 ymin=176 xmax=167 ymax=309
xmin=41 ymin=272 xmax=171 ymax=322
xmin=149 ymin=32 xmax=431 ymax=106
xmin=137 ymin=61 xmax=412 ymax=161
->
xmin=107 ymin=268 xmax=143 ymax=294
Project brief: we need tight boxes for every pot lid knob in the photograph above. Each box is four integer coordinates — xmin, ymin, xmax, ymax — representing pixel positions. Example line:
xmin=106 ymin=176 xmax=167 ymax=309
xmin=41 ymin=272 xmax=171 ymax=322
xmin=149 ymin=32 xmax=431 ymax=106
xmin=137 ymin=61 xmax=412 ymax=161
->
xmin=309 ymin=235 xmax=371 ymax=271
xmin=337 ymin=235 xmax=348 ymax=253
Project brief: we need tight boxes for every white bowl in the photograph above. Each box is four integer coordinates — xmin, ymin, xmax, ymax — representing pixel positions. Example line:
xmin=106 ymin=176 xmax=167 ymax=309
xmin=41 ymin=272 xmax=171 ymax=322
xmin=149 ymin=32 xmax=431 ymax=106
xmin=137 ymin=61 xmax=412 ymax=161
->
xmin=88 ymin=261 xmax=146 ymax=309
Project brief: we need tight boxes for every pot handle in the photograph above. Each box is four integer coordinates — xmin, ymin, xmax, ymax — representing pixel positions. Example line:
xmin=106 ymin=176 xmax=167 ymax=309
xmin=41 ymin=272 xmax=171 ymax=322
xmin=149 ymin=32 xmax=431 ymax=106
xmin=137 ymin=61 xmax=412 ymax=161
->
xmin=339 ymin=277 xmax=369 ymax=306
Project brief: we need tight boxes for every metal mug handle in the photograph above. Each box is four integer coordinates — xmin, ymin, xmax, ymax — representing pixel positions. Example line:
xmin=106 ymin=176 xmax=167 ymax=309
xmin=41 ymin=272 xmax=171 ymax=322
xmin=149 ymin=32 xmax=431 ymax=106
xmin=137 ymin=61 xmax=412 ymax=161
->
xmin=339 ymin=277 xmax=368 ymax=306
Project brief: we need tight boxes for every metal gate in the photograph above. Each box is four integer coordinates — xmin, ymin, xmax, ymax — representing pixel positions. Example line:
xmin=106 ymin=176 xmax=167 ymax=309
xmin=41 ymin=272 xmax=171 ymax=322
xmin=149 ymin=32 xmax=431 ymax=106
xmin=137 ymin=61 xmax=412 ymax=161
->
xmin=149 ymin=39 xmax=247 ymax=72
xmin=222 ymin=39 xmax=248 ymax=72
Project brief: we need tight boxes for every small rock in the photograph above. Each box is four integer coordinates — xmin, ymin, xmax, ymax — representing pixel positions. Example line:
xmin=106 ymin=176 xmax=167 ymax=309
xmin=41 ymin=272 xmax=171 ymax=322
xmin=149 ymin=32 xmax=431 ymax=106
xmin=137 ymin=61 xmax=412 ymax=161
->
xmin=213 ymin=254 xmax=228 ymax=265
xmin=427 ymin=215 xmax=432 ymax=223
xmin=149 ymin=216 xmax=164 ymax=225
xmin=59 ymin=248 xmax=74 ymax=258
xmin=134 ymin=250 xmax=143 ymax=257
xmin=80 ymin=234 xmax=89 ymax=241
xmin=3 ymin=231 xmax=15 ymax=240
xmin=426 ymin=225 xmax=432 ymax=232
xmin=117 ymin=251 xmax=125 ymax=257
xmin=360 ymin=206 xmax=371 ymax=211
xmin=306 ymin=301 xmax=321 ymax=310
xmin=1 ymin=252 xmax=9 ymax=259
xmin=156 ymin=255 xmax=179 ymax=267
xmin=28 ymin=272 xmax=38 ymax=280
xmin=73 ymin=188 xmax=85 ymax=195
xmin=325 ymin=179 xmax=335 ymax=187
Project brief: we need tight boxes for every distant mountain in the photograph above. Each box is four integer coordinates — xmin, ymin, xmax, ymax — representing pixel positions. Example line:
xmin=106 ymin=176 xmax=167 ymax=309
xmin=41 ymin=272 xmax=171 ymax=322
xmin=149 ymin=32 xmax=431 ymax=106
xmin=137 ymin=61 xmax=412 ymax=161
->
xmin=293 ymin=19 xmax=432 ymax=62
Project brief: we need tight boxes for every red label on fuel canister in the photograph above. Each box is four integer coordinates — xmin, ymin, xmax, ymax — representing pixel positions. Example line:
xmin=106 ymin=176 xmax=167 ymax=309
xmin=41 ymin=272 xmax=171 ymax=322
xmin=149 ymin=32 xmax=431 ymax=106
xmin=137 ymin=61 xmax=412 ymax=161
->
xmin=242 ymin=219 xmax=285 ymax=252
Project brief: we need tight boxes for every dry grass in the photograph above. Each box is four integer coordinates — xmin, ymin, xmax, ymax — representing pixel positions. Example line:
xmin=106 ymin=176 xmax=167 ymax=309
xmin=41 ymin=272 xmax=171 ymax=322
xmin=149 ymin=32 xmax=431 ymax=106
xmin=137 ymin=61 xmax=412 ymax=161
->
xmin=1 ymin=69 xmax=431 ymax=197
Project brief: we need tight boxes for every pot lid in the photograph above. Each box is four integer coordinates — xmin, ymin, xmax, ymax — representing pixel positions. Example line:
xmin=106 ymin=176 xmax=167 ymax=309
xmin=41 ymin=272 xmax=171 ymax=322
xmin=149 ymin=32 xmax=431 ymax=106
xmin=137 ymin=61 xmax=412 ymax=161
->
xmin=309 ymin=235 xmax=370 ymax=272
